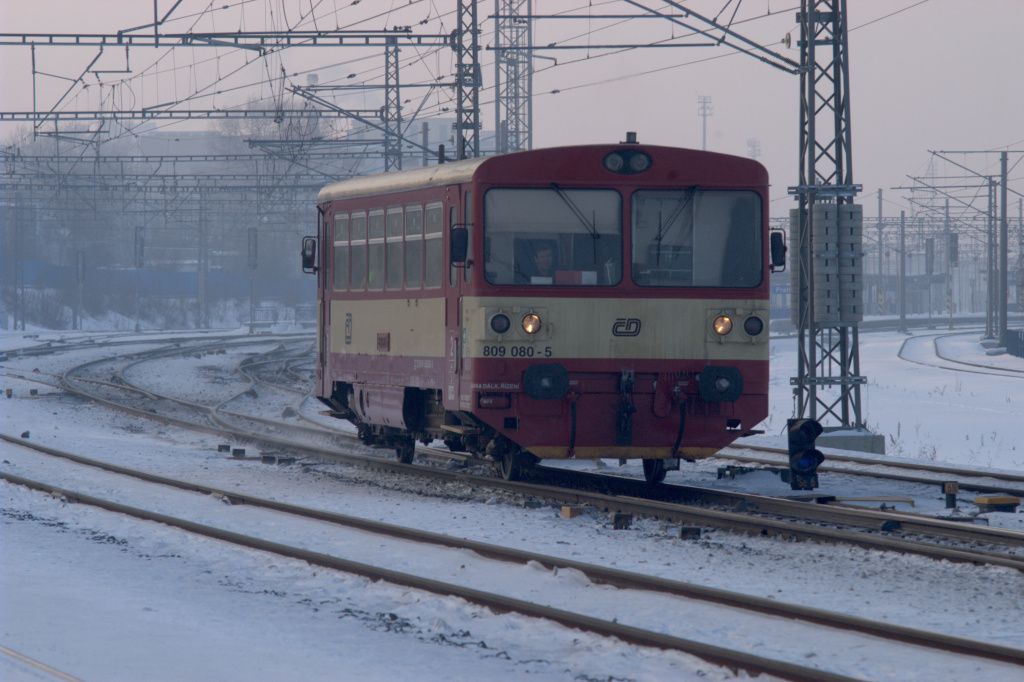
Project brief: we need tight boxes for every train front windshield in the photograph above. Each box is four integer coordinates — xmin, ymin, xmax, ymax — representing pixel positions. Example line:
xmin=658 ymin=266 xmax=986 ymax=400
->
xmin=483 ymin=187 xmax=762 ymax=289
xmin=632 ymin=189 xmax=762 ymax=288
xmin=483 ymin=187 xmax=623 ymax=286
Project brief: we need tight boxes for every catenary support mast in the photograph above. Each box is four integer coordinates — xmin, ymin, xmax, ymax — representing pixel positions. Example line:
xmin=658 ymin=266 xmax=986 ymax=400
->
xmin=493 ymin=0 xmax=533 ymax=154
xmin=789 ymin=0 xmax=868 ymax=433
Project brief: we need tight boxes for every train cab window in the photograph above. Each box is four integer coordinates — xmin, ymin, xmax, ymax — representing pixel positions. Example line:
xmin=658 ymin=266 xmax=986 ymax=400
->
xmin=424 ymin=202 xmax=443 ymax=288
xmin=405 ymin=205 xmax=423 ymax=288
xmin=386 ymin=208 xmax=403 ymax=290
xmin=332 ymin=214 xmax=349 ymax=291
xmin=632 ymin=189 xmax=762 ymax=288
xmin=483 ymin=188 xmax=622 ymax=286
xmin=368 ymin=210 xmax=385 ymax=290
xmin=350 ymin=212 xmax=367 ymax=290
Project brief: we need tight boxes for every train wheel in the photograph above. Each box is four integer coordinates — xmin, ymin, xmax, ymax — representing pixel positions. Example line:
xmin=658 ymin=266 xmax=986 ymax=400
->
xmin=499 ymin=450 xmax=535 ymax=481
xmin=498 ymin=452 xmax=520 ymax=481
xmin=642 ymin=459 xmax=667 ymax=484
xmin=395 ymin=440 xmax=415 ymax=465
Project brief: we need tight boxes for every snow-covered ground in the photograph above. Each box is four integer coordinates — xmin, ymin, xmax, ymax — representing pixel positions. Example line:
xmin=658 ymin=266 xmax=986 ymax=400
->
xmin=2 ymin=328 xmax=1023 ymax=681
xmin=747 ymin=329 xmax=1024 ymax=470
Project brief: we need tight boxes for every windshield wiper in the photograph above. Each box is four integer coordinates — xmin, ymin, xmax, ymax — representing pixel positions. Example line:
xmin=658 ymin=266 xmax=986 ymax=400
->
xmin=654 ymin=188 xmax=696 ymax=246
xmin=550 ymin=182 xmax=600 ymax=241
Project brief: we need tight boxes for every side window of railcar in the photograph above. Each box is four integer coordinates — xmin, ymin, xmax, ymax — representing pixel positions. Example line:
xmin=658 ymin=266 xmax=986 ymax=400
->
xmin=332 ymin=214 xmax=349 ymax=291
xmin=424 ymin=202 xmax=443 ymax=288
xmin=449 ymin=206 xmax=458 ymax=286
xmin=405 ymin=205 xmax=423 ymax=289
xmin=483 ymin=188 xmax=622 ymax=285
xmin=350 ymin=212 xmax=367 ymax=290
xmin=368 ymin=210 xmax=386 ymax=290
xmin=386 ymin=208 xmax=403 ymax=290
xmin=631 ymin=190 xmax=762 ymax=288
xmin=464 ymin=191 xmax=473 ymax=283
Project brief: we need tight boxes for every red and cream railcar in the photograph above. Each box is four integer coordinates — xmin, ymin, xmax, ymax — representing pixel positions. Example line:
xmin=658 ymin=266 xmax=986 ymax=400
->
xmin=304 ymin=141 xmax=774 ymax=482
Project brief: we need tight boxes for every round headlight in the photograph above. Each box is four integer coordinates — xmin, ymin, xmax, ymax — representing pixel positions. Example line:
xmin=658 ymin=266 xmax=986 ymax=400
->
xmin=743 ymin=316 xmax=764 ymax=336
xmin=712 ymin=314 xmax=733 ymax=336
xmin=522 ymin=313 xmax=542 ymax=334
xmin=628 ymin=153 xmax=651 ymax=172
xmin=603 ymin=153 xmax=625 ymax=172
xmin=490 ymin=313 xmax=511 ymax=334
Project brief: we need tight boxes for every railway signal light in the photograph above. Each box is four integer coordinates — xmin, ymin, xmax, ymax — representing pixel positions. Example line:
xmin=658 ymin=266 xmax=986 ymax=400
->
xmin=787 ymin=418 xmax=824 ymax=490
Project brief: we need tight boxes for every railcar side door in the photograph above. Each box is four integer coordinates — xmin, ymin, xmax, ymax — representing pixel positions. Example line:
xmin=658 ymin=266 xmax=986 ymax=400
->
xmin=319 ymin=208 xmax=331 ymax=397
xmin=444 ymin=188 xmax=461 ymax=409
xmin=443 ymin=184 xmax=475 ymax=412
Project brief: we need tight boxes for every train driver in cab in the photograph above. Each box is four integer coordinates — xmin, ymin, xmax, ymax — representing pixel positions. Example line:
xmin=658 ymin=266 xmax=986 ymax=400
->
xmin=516 ymin=240 xmax=557 ymax=284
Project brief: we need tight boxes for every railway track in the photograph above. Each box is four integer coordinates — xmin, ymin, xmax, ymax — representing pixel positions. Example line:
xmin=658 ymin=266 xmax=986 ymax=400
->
xmin=32 ymin=341 xmax=1024 ymax=573
xmin=235 ymin=336 xmax=1024 ymax=501
xmin=718 ymin=444 xmax=1024 ymax=499
xmin=5 ymin=436 xmax=1024 ymax=680
xmin=9 ymin=335 xmax=1024 ymax=576
xmin=898 ymin=332 xmax=1024 ymax=380
xmin=933 ymin=332 xmax=1024 ymax=375
xmin=235 ymin=349 xmax=1024 ymax=553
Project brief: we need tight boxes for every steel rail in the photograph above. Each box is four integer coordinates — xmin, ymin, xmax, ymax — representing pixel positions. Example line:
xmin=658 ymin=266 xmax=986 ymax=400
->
xmin=236 ymin=349 xmax=313 ymax=396
xmin=0 ymin=645 xmax=81 ymax=682
xmin=898 ymin=334 xmax=1024 ymax=380
xmin=1 ymin=330 xmax=265 ymax=360
xmin=0 ymin=471 xmax=859 ymax=682
xmin=58 ymin=336 xmax=328 ymax=441
xmin=548 ymin=466 xmax=1024 ymax=550
xmin=62 ymin=342 xmax=350 ymax=454
xmin=933 ymin=333 xmax=1024 ymax=375
xmin=729 ymin=443 xmax=1024 ymax=488
xmin=3 ymin=433 xmax=1023 ymax=668
xmin=719 ymin=449 xmax=1024 ymax=499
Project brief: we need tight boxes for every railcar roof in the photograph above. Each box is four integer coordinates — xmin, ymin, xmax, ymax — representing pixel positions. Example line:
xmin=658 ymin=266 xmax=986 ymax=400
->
xmin=318 ymin=156 xmax=489 ymax=204
xmin=317 ymin=145 xmax=766 ymax=204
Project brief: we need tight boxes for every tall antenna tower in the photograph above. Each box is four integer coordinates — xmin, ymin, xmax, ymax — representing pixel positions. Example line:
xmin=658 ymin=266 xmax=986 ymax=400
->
xmin=697 ymin=95 xmax=713 ymax=150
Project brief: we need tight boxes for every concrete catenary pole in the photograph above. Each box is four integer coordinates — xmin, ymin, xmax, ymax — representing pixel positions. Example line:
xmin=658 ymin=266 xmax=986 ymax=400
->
xmin=999 ymin=151 xmax=1009 ymax=345
xmin=899 ymin=210 xmax=907 ymax=333
xmin=985 ymin=179 xmax=996 ymax=339
xmin=877 ymin=189 xmax=883 ymax=313
xmin=945 ymin=198 xmax=953 ymax=330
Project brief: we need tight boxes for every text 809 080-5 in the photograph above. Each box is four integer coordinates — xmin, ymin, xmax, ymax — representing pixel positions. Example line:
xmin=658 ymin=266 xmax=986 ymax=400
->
xmin=482 ymin=345 xmax=553 ymax=358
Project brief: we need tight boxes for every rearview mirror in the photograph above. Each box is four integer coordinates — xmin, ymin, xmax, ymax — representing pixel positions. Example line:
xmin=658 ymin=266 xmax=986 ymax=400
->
xmin=301 ymin=236 xmax=318 ymax=274
xmin=769 ymin=230 xmax=786 ymax=273
xmin=450 ymin=226 xmax=468 ymax=264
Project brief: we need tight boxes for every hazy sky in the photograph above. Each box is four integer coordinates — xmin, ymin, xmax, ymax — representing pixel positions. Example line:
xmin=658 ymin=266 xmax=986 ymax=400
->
xmin=1 ymin=1 xmax=1021 ymax=219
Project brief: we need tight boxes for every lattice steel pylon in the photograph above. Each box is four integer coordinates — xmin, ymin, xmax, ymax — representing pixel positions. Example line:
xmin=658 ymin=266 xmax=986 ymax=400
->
xmin=493 ymin=0 xmax=533 ymax=154
xmin=384 ymin=36 xmax=403 ymax=172
xmin=455 ymin=0 xmax=481 ymax=159
xmin=789 ymin=0 xmax=866 ymax=428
